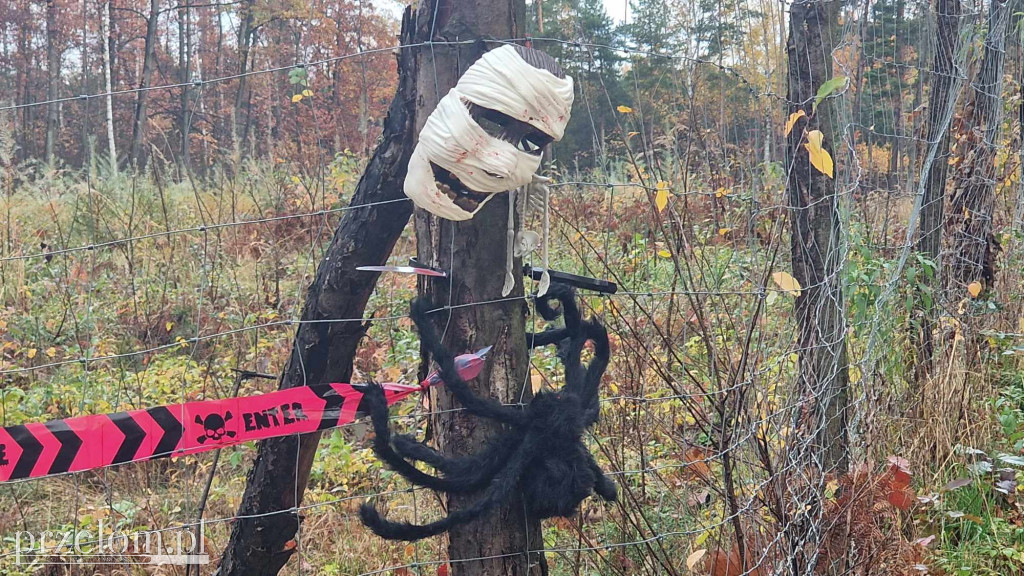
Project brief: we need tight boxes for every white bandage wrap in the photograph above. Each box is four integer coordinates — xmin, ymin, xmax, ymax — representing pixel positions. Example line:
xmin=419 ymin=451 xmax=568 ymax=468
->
xmin=457 ymin=45 xmax=575 ymax=141
xmin=404 ymin=45 xmax=574 ymax=221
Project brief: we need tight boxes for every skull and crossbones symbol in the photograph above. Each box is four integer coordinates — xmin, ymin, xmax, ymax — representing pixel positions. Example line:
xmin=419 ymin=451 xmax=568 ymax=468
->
xmin=195 ymin=412 xmax=237 ymax=444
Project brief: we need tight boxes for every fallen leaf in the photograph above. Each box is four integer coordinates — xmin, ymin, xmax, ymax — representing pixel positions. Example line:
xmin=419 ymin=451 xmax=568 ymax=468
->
xmin=45 ymin=347 xmax=56 ymax=358
xmin=617 ymin=105 xmax=633 ymax=113
xmin=913 ymin=535 xmax=937 ymax=547
xmin=404 ymin=543 xmax=416 ymax=557
xmin=804 ymin=130 xmax=834 ymax=178
xmin=785 ymin=110 xmax=806 ymax=136
xmin=291 ymin=94 xmax=303 ymax=103
xmin=718 ymin=227 xmax=731 ymax=236
xmin=166 ymin=321 xmax=174 ymax=332
xmin=302 ymin=89 xmax=313 ymax=97
xmin=771 ymin=271 xmax=802 ymax=297
xmin=943 ymin=477 xmax=972 ymax=491
xmin=681 ymin=447 xmax=713 ymax=482
xmin=686 ymin=549 xmax=707 ymax=570
xmin=437 ymin=565 xmax=449 ymax=576
xmin=26 ymin=348 xmax=37 ymax=359
xmin=967 ymin=281 xmax=982 ymax=297
xmin=657 ymin=249 xmax=672 ymax=259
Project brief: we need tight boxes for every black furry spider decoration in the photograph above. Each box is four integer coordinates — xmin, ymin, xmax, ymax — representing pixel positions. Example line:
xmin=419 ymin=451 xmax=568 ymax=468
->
xmin=358 ymin=284 xmax=617 ymax=541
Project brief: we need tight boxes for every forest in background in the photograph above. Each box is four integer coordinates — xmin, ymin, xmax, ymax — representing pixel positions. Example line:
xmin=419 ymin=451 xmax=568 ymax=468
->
xmin=0 ymin=0 xmax=1023 ymax=574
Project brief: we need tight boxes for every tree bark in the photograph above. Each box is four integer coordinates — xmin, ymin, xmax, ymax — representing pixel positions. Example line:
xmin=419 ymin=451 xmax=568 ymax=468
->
xmin=101 ymin=0 xmax=117 ymax=172
xmin=947 ymin=0 xmax=1010 ymax=293
xmin=912 ymin=0 xmax=961 ymax=388
xmin=214 ymin=8 xmax=421 ymax=576
xmin=44 ymin=0 xmax=60 ymax=164
xmin=413 ymin=0 xmax=544 ymax=573
xmin=232 ymin=0 xmax=255 ymax=155
xmin=178 ymin=0 xmax=191 ymax=177
xmin=784 ymin=0 xmax=850 ymax=571
xmin=129 ymin=0 xmax=160 ymax=168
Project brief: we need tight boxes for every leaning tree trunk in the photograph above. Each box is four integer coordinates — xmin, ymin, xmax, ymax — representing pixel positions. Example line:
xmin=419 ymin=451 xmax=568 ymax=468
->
xmin=912 ymin=0 xmax=961 ymax=389
xmin=214 ymin=8 xmax=421 ymax=576
xmin=129 ymin=0 xmax=159 ymax=168
xmin=947 ymin=0 xmax=1010 ymax=296
xmin=784 ymin=0 xmax=850 ymax=573
xmin=412 ymin=0 xmax=544 ymax=573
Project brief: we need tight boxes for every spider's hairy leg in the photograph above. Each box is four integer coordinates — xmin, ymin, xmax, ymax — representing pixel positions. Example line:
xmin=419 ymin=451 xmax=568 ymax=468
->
xmin=586 ymin=452 xmax=618 ymax=502
xmin=410 ymin=297 xmax=525 ymax=426
xmin=390 ymin=431 xmax=524 ymax=492
xmin=361 ymin=383 xmax=486 ymax=493
xmin=573 ymin=320 xmax=610 ymax=426
xmin=525 ymin=283 xmax=581 ymax=349
xmin=360 ymin=435 xmax=539 ymax=541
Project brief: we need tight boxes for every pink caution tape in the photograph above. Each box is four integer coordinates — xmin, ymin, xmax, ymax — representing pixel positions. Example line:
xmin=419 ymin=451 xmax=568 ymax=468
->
xmin=0 ymin=349 xmax=488 ymax=482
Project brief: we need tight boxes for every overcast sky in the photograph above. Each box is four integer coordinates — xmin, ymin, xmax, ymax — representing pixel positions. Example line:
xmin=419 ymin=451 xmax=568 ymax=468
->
xmin=602 ymin=0 xmax=630 ymax=23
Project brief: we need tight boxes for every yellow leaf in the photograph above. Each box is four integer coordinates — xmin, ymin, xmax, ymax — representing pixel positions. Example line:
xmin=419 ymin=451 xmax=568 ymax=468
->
xmin=772 ymin=271 xmax=802 ymax=297
xmin=608 ymin=382 xmax=620 ymax=395
xmin=718 ymin=227 xmax=731 ymax=236
xmin=657 ymin=249 xmax=671 ymax=259
xmin=967 ymin=282 xmax=982 ymax=298
xmin=616 ymin=105 xmax=633 ymax=113
xmin=804 ymin=130 xmax=834 ymax=178
xmin=45 ymin=347 xmax=56 ymax=358
xmin=655 ymin=181 xmax=669 ymax=212
xmin=403 ymin=544 xmax=416 ymax=557
xmin=166 ymin=321 xmax=174 ymax=332
xmin=291 ymin=94 xmax=303 ymax=103
xmin=686 ymin=549 xmax=707 ymax=570
xmin=627 ymin=131 xmax=639 ymax=138
xmin=785 ymin=110 xmax=806 ymax=136
xmin=26 ymin=348 xmax=37 ymax=359
xmin=531 ymin=372 xmax=543 ymax=394
xmin=302 ymin=89 xmax=313 ymax=97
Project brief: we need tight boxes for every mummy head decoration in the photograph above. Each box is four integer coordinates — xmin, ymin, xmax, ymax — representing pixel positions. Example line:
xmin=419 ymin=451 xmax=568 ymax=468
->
xmin=404 ymin=44 xmax=574 ymax=221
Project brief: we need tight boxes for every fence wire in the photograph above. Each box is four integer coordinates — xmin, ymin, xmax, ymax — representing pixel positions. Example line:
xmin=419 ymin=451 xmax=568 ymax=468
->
xmin=0 ymin=0 xmax=1021 ymax=575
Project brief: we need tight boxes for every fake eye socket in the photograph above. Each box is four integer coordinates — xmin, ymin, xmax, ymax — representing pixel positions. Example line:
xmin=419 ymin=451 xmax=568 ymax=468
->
xmin=519 ymin=131 xmax=553 ymax=155
xmin=465 ymin=101 xmax=554 ymax=157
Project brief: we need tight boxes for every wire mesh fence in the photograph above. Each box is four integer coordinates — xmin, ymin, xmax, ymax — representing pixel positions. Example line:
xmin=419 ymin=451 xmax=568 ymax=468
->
xmin=0 ymin=0 xmax=1021 ymax=574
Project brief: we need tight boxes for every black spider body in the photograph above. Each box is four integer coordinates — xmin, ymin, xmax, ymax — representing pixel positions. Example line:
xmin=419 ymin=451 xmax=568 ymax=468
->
xmin=359 ymin=284 xmax=616 ymax=541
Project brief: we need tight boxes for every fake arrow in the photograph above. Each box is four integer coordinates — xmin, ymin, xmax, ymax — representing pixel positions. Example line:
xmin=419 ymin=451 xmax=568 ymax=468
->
xmin=356 ymin=265 xmax=447 ymax=277
xmin=0 ymin=348 xmax=489 ymax=482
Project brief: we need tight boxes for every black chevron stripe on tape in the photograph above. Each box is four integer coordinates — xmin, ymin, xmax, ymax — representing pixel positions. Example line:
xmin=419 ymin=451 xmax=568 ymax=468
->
xmin=7 ymin=425 xmax=42 ymax=480
xmin=313 ymin=385 xmax=349 ymax=431
xmin=146 ymin=407 xmax=184 ymax=459
xmin=44 ymin=419 xmax=83 ymax=475
xmin=109 ymin=412 xmax=146 ymax=464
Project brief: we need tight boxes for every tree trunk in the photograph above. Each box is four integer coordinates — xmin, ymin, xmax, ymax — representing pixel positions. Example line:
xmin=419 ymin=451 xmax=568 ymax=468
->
xmin=214 ymin=8 xmax=422 ymax=575
xmin=101 ymin=0 xmax=117 ymax=172
xmin=912 ymin=0 xmax=961 ymax=388
xmin=129 ymin=0 xmax=159 ymax=168
xmin=44 ymin=0 xmax=60 ymax=164
xmin=784 ymin=0 xmax=850 ymax=571
xmin=232 ymin=0 xmax=255 ymax=155
xmin=947 ymin=0 xmax=1010 ymax=294
xmin=887 ymin=0 xmax=906 ymax=182
xmin=1015 ymin=39 xmax=1023 ymax=232
xmin=178 ymin=0 xmax=191 ymax=178
xmin=413 ymin=0 xmax=543 ymax=573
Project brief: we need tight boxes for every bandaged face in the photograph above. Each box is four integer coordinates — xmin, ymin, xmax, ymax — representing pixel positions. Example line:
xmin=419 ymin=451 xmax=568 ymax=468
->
xmin=404 ymin=45 xmax=574 ymax=221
